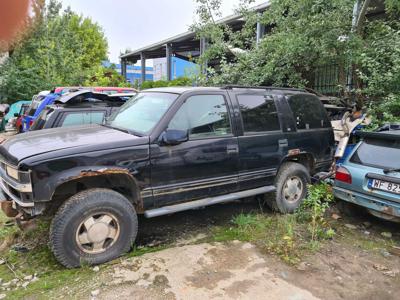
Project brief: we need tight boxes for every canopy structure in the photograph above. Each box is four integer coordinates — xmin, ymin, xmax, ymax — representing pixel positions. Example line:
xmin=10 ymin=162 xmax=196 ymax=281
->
xmin=120 ymin=1 xmax=386 ymax=83
xmin=120 ymin=2 xmax=271 ymax=82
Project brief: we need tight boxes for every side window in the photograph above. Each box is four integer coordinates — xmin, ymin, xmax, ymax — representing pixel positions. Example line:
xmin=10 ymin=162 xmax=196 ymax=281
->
xmin=61 ymin=112 xmax=105 ymax=127
xmin=237 ymin=94 xmax=280 ymax=133
xmin=288 ymin=94 xmax=329 ymax=130
xmin=168 ymin=94 xmax=231 ymax=138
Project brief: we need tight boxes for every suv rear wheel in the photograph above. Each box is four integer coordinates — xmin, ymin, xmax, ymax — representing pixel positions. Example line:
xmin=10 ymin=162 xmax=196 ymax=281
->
xmin=268 ymin=162 xmax=310 ymax=213
xmin=50 ymin=188 xmax=138 ymax=268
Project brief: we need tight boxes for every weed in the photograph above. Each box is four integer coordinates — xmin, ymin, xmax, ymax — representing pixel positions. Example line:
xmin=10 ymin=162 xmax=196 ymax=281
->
xmin=298 ymin=183 xmax=335 ymax=242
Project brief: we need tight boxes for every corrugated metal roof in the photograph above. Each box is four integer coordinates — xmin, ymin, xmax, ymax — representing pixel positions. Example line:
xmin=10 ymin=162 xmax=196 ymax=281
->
xmin=120 ymin=2 xmax=271 ymax=59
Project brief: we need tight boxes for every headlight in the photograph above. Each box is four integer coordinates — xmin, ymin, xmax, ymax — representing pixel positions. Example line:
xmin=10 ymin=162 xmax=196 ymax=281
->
xmin=6 ymin=165 xmax=19 ymax=180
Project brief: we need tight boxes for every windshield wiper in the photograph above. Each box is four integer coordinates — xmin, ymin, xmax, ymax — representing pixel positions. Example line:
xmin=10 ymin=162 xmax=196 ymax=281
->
xmin=101 ymin=123 xmax=142 ymax=137
xmin=383 ymin=168 xmax=400 ymax=174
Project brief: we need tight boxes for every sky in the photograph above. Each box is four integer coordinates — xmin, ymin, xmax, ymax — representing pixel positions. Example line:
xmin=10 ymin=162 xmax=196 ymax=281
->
xmin=60 ymin=0 xmax=266 ymax=64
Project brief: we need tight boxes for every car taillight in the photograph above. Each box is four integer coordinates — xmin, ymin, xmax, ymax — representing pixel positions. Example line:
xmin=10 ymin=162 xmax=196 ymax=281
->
xmin=335 ymin=166 xmax=352 ymax=184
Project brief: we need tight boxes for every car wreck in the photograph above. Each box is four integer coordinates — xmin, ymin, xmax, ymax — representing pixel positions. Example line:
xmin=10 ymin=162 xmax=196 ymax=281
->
xmin=0 ymin=86 xmax=334 ymax=267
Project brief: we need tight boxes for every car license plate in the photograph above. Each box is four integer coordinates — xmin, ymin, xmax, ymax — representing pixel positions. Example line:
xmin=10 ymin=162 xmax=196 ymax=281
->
xmin=368 ymin=179 xmax=400 ymax=195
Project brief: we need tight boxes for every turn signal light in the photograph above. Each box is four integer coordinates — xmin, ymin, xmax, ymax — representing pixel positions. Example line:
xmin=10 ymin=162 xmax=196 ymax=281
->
xmin=335 ymin=166 xmax=352 ymax=184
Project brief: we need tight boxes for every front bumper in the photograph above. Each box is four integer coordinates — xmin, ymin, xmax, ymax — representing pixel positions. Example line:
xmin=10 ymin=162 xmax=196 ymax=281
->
xmin=333 ymin=186 xmax=400 ymax=218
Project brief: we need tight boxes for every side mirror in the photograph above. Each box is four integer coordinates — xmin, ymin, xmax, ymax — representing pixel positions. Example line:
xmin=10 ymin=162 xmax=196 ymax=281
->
xmin=161 ymin=129 xmax=188 ymax=146
xmin=14 ymin=113 xmax=20 ymax=117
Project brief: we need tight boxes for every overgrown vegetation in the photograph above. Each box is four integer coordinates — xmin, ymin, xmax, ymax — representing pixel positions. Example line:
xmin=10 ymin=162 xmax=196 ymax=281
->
xmin=139 ymin=77 xmax=194 ymax=90
xmin=193 ymin=0 xmax=400 ymax=124
xmin=214 ymin=184 xmax=336 ymax=264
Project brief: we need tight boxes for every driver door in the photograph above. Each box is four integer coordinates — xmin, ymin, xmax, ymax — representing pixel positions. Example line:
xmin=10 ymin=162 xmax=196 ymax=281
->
xmin=150 ymin=93 xmax=239 ymax=207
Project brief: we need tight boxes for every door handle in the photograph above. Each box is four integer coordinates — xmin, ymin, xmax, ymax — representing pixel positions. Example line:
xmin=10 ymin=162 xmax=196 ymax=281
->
xmin=278 ymin=139 xmax=288 ymax=147
xmin=226 ymin=145 xmax=239 ymax=155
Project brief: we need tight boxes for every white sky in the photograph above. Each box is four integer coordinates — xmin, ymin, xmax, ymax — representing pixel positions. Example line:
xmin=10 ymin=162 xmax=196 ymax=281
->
xmin=60 ymin=0 xmax=266 ymax=64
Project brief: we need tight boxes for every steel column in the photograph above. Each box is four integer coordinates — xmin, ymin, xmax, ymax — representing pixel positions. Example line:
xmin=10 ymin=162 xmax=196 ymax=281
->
xmin=166 ymin=44 xmax=172 ymax=81
xmin=140 ymin=52 xmax=146 ymax=83
xmin=120 ymin=59 xmax=127 ymax=79
xmin=200 ymin=37 xmax=208 ymax=75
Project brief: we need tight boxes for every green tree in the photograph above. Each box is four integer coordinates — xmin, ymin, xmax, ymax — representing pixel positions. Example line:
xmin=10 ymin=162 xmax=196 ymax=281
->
xmin=193 ymin=0 xmax=400 ymax=121
xmin=0 ymin=0 xmax=108 ymax=102
xmin=84 ymin=65 xmax=131 ymax=87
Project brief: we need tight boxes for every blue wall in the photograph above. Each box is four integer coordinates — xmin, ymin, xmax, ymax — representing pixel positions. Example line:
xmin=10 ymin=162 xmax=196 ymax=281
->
xmin=170 ymin=57 xmax=198 ymax=79
xmin=102 ymin=61 xmax=153 ymax=83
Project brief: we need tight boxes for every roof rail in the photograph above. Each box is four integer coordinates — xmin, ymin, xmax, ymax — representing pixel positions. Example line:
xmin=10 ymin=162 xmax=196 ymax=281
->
xmin=221 ymin=85 xmax=305 ymax=92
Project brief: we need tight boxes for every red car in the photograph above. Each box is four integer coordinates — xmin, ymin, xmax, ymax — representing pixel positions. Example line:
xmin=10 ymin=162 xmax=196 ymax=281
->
xmin=53 ymin=86 xmax=137 ymax=95
xmin=15 ymin=103 xmax=31 ymax=133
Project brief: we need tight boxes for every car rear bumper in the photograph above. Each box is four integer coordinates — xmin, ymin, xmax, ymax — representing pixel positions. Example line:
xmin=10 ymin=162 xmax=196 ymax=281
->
xmin=333 ymin=186 xmax=400 ymax=218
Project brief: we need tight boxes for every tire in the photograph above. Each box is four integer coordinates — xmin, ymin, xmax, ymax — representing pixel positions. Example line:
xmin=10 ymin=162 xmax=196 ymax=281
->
xmin=50 ymin=188 xmax=138 ymax=268
xmin=268 ymin=162 xmax=310 ymax=213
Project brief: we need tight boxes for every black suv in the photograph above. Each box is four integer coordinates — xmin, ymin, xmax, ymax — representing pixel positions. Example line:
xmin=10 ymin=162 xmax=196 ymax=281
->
xmin=0 ymin=86 xmax=334 ymax=267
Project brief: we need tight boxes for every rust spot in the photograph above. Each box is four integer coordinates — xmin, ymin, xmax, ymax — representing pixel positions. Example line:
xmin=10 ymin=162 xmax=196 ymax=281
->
xmin=1 ymin=200 xmax=18 ymax=217
xmin=288 ymin=149 xmax=301 ymax=156
xmin=79 ymin=168 xmax=131 ymax=177
xmin=63 ymin=168 xmax=143 ymax=211
xmin=382 ymin=206 xmax=394 ymax=216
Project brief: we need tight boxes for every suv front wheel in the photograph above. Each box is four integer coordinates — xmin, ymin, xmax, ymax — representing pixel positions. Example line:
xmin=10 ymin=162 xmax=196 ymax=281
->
xmin=50 ymin=188 xmax=138 ymax=268
xmin=269 ymin=162 xmax=310 ymax=213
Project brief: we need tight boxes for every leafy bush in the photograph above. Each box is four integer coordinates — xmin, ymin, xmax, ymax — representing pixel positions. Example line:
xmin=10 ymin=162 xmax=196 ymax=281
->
xmin=140 ymin=77 xmax=193 ymax=90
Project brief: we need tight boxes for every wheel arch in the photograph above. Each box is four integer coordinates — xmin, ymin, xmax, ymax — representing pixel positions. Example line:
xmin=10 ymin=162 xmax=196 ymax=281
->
xmin=47 ymin=167 xmax=143 ymax=214
xmin=279 ymin=152 xmax=315 ymax=174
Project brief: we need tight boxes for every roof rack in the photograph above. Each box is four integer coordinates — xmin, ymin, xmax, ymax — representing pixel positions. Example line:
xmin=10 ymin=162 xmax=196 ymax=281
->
xmin=221 ymin=85 xmax=305 ymax=92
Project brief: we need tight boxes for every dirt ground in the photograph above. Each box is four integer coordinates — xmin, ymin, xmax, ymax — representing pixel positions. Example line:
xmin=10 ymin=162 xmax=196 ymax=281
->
xmin=47 ymin=200 xmax=399 ymax=300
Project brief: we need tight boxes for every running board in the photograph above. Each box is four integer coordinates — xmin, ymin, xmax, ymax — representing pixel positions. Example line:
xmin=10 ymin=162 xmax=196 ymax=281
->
xmin=144 ymin=185 xmax=276 ymax=218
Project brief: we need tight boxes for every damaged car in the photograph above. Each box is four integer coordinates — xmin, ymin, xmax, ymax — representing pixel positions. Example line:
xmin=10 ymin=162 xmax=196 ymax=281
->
xmin=334 ymin=131 xmax=400 ymax=222
xmin=0 ymin=86 xmax=334 ymax=267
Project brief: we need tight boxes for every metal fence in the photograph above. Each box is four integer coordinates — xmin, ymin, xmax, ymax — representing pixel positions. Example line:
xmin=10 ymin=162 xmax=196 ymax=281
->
xmin=312 ymin=64 xmax=356 ymax=96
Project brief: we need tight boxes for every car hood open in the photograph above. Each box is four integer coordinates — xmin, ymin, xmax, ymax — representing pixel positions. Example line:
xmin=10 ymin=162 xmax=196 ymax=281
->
xmin=0 ymin=124 xmax=149 ymax=165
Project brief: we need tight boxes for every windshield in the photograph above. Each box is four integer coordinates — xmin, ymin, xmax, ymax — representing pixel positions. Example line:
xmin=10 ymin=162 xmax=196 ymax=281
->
xmin=106 ymin=92 xmax=178 ymax=135
xmin=30 ymin=107 xmax=54 ymax=130
xmin=350 ymin=138 xmax=400 ymax=169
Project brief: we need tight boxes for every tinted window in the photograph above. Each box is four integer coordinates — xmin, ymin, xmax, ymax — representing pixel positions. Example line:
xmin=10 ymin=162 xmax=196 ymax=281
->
xmin=350 ymin=138 xmax=400 ymax=169
xmin=288 ymin=94 xmax=329 ymax=130
xmin=168 ymin=94 xmax=231 ymax=138
xmin=61 ymin=111 xmax=105 ymax=127
xmin=237 ymin=94 xmax=280 ymax=133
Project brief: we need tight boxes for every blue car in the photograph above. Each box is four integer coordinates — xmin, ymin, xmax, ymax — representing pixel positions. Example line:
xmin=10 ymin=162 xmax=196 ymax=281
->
xmin=22 ymin=93 xmax=60 ymax=132
xmin=334 ymin=131 xmax=400 ymax=222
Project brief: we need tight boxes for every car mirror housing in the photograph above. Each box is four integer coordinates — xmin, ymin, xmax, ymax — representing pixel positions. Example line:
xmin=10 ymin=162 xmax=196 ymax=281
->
xmin=161 ymin=129 xmax=188 ymax=146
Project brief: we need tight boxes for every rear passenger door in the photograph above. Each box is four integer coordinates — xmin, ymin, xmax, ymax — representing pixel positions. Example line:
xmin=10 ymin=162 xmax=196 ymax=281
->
xmin=235 ymin=93 xmax=286 ymax=190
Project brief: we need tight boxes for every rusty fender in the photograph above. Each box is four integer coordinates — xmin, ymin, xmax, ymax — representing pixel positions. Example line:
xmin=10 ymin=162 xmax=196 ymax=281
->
xmin=52 ymin=167 xmax=143 ymax=211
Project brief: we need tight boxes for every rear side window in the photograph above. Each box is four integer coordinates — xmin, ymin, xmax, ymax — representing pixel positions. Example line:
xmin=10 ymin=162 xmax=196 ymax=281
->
xmin=350 ymin=138 xmax=400 ymax=169
xmin=61 ymin=111 xmax=105 ymax=127
xmin=237 ymin=94 xmax=280 ymax=133
xmin=288 ymin=94 xmax=329 ymax=130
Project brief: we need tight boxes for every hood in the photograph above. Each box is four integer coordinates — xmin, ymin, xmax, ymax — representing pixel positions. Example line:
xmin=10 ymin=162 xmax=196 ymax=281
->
xmin=0 ymin=124 xmax=149 ymax=165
